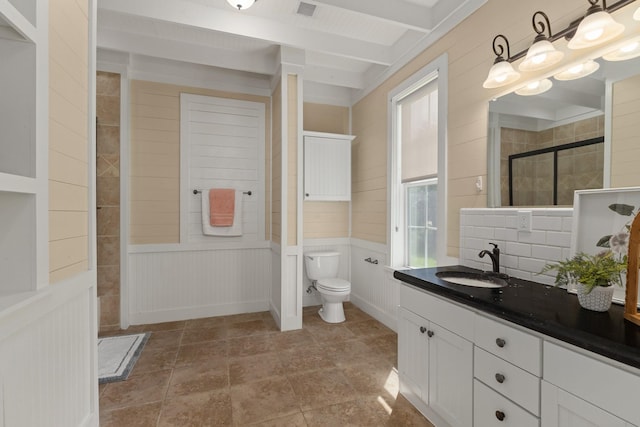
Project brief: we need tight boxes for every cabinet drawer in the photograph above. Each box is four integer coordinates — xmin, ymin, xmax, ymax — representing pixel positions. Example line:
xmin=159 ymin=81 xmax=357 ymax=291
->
xmin=474 ymin=380 xmax=539 ymax=427
xmin=400 ymin=285 xmax=475 ymax=341
xmin=474 ymin=347 xmax=540 ymax=415
xmin=474 ymin=315 xmax=541 ymax=376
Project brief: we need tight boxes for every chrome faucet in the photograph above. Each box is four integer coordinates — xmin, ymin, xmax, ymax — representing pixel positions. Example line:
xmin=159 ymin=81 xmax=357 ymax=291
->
xmin=479 ymin=243 xmax=500 ymax=273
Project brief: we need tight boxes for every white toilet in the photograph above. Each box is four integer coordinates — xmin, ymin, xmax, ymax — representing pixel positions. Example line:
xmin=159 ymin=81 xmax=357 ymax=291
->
xmin=304 ymin=251 xmax=351 ymax=323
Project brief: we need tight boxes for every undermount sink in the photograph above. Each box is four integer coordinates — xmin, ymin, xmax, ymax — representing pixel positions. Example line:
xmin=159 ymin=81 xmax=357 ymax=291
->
xmin=435 ymin=271 xmax=509 ymax=288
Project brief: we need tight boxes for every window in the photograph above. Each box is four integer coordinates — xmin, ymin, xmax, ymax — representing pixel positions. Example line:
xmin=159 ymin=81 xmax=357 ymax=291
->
xmin=389 ymin=55 xmax=448 ymax=268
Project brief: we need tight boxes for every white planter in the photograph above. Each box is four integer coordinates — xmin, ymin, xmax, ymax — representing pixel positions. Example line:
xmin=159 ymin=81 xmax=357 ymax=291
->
xmin=576 ymin=283 xmax=615 ymax=312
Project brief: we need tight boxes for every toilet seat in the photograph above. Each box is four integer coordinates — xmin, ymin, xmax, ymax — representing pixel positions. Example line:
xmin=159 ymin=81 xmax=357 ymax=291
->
xmin=316 ymin=278 xmax=351 ymax=292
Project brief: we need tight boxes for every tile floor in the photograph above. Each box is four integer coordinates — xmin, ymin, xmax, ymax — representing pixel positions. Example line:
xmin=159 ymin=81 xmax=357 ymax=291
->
xmin=99 ymin=303 xmax=435 ymax=426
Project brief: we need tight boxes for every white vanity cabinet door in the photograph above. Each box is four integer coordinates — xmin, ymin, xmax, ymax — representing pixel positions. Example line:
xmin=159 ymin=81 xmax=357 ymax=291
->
xmin=398 ymin=307 xmax=429 ymax=404
xmin=541 ymin=381 xmax=629 ymax=427
xmin=303 ymin=133 xmax=353 ymax=201
xmin=398 ymin=306 xmax=473 ymax=427
xmin=428 ymin=322 xmax=473 ymax=427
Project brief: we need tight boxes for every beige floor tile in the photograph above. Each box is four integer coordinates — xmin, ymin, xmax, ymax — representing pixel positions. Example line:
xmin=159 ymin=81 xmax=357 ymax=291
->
xmin=100 ymin=370 xmax=171 ymax=410
xmin=166 ymin=361 xmax=229 ymax=398
xmin=343 ymin=308 xmax=375 ymax=323
xmin=289 ymin=369 xmax=357 ymax=411
xmin=346 ymin=319 xmax=395 ymax=338
xmin=302 ymin=398 xmax=388 ymax=427
xmin=340 ymin=361 xmax=399 ymax=400
xmin=306 ymin=324 xmax=357 ymax=343
xmin=270 ymin=329 xmax=315 ymax=350
xmin=99 ymin=402 xmax=162 ymax=427
xmin=248 ymin=412 xmax=308 ymax=426
xmin=185 ymin=316 xmax=227 ymax=329
xmin=131 ymin=349 xmax=178 ymax=375
xmin=386 ymin=395 xmax=436 ymax=427
xmin=144 ymin=321 xmax=186 ymax=332
xmin=227 ymin=334 xmax=276 ymax=357
xmin=227 ymin=319 xmax=278 ymax=338
xmin=278 ymin=344 xmax=335 ymax=375
xmin=175 ymin=340 xmax=228 ymax=366
xmin=224 ymin=311 xmax=267 ymax=324
xmin=181 ymin=325 xmax=228 ymax=345
xmin=158 ymin=389 xmax=233 ymax=427
xmin=229 ymin=352 xmax=286 ymax=385
xmin=143 ymin=330 xmax=183 ymax=353
xmin=323 ymin=339 xmax=377 ymax=367
xmin=230 ymin=377 xmax=300 ymax=425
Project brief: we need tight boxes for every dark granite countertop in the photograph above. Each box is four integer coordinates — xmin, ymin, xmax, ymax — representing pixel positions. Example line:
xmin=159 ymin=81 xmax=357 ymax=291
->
xmin=394 ymin=265 xmax=640 ymax=371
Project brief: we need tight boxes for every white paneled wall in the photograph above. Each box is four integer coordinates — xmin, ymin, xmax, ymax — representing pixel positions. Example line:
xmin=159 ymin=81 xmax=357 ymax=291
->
xmin=350 ymin=239 xmax=397 ymax=331
xmin=459 ymin=208 xmax=573 ymax=285
xmin=128 ymin=246 xmax=271 ymax=324
xmin=0 ymin=276 xmax=97 ymax=427
xmin=302 ymin=239 xmax=350 ymax=307
xmin=270 ymin=244 xmax=282 ymax=326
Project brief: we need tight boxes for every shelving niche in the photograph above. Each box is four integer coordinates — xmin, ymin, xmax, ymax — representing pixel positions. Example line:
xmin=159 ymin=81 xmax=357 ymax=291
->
xmin=0 ymin=0 xmax=46 ymax=312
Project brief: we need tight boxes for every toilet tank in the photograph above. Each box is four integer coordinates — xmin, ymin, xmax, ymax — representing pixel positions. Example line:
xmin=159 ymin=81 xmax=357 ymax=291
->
xmin=304 ymin=251 xmax=340 ymax=280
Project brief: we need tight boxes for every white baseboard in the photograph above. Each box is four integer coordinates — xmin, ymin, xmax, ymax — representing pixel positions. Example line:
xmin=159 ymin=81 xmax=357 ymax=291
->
xmin=349 ymin=293 xmax=397 ymax=332
xmin=269 ymin=300 xmax=281 ymax=329
xmin=129 ymin=300 xmax=270 ymax=325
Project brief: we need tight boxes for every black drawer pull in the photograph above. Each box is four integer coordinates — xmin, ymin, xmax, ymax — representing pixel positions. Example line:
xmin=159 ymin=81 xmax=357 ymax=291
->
xmin=427 ymin=330 xmax=434 ymax=338
xmin=495 ymin=410 xmax=506 ymax=421
xmin=496 ymin=338 xmax=506 ymax=348
xmin=495 ymin=373 xmax=505 ymax=384
xmin=420 ymin=326 xmax=427 ymax=334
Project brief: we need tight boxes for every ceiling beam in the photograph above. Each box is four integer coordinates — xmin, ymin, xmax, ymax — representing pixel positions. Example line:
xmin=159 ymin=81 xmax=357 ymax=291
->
xmin=312 ymin=0 xmax=433 ymax=32
xmin=98 ymin=0 xmax=393 ymax=65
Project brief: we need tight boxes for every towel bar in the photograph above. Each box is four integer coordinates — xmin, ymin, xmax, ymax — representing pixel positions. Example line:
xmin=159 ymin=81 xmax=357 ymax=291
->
xmin=193 ymin=189 xmax=252 ymax=196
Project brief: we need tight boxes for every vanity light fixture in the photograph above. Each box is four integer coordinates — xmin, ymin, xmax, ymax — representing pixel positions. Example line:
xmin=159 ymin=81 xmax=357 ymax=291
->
xmin=567 ymin=0 xmax=625 ymax=49
xmin=554 ymin=59 xmax=600 ymax=80
xmin=482 ymin=35 xmax=521 ymax=89
xmin=634 ymin=6 xmax=640 ymax=20
xmin=226 ymin=0 xmax=256 ymax=10
xmin=603 ymin=36 xmax=640 ymax=61
xmin=515 ymin=78 xmax=553 ymax=96
xmin=520 ymin=12 xmax=564 ymax=72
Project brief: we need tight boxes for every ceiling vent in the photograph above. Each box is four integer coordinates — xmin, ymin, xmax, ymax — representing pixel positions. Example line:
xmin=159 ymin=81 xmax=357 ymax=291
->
xmin=296 ymin=2 xmax=316 ymax=17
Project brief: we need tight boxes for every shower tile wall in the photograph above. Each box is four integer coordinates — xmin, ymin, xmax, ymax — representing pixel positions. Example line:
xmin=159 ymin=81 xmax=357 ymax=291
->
xmin=501 ymin=115 xmax=604 ymax=206
xmin=97 ymin=71 xmax=121 ymax=331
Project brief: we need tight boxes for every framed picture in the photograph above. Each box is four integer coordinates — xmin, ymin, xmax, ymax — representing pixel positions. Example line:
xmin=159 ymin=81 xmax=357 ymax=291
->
xmin=571 ymin=187 xmax=640 ymax=307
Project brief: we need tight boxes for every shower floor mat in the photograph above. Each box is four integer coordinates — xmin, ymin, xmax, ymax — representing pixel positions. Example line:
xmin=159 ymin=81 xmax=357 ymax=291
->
xmin=98 ymin=332 xmax=149 ymax=384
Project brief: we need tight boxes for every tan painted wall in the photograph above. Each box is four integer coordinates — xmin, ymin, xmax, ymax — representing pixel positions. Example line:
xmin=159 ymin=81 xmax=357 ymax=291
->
xmin=272 ymin=81 xmax=282 ymax=245
xmin=611 ymin=74 xmax=640 ymax=188
xmin=129 ymin=80 xmax=271 ymax=244
xmin=351 ymin=0 xmax=596 ymax=255
xmin=303 ymin=102 xmax=350 ymax=239
xmin=49 ymin=0 xmax=89 ymax=283
xmin=287 ymin=74 xmax=298 ymax=246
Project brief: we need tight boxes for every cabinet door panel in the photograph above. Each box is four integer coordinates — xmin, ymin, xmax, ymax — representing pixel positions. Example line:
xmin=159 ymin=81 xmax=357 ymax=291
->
xmin=398 ymin=307 xmax=429 ymax=403
xmin=303 ymin=135 xmax=351 ymax=201
xmin=428 ymin=322 xmax=473 ymax=427
xmin=542 ymin=381 xmax=627 ymax=427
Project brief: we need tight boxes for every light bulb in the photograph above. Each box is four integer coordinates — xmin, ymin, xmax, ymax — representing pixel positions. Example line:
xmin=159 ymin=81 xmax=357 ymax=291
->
xmin=554 ymin=60 xmax=600 ymax=81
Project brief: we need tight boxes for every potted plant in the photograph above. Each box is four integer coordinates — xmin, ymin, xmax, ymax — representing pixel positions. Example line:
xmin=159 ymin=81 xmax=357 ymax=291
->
xmin=540 ymin=251 xmax=627 ymax=312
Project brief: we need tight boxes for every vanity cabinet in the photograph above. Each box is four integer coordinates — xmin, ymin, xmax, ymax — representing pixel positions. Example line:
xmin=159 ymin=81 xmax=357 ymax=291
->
xmin=303 ymin=131 xmax=354 ymax=201
xmin=542 ymin=342 xmax=640 ymax=427
xmin=399 ymin=287 xmax=473 ymax=427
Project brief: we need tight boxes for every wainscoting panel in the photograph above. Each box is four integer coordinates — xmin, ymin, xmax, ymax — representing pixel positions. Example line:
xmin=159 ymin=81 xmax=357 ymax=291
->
xmin=128 ymin=247 xmax=271 ymax=324
xmin=350 ymin=239 xmax=397 ymax=331
xmin=0 ymin=275 xmax=98 ymax=427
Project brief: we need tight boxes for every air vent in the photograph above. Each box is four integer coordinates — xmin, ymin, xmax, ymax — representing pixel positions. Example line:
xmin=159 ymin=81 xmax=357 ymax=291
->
xmin=297 ymin=1 xmax=316 ymax=17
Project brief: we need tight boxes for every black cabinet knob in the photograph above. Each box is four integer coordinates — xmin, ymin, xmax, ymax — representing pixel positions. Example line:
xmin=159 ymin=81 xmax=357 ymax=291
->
xmin=427 ymin=330 xmax=434 ymax=338
xmin=419 ymin=326 xmax=427 ymax=334
xmin=496 ymin=338 xmax=506 ymax=348
xmin=495 ymin=373 xmax=506 ymax=384
xmin=495 ymin=410 xmax=506 ymax=421
xmin=305 ymin=193 xmax=310 ymax=197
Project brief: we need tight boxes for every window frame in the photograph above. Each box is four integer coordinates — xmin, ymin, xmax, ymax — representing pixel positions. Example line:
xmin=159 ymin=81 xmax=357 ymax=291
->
xmin=388 ymin=54 xmax=449 ymax=269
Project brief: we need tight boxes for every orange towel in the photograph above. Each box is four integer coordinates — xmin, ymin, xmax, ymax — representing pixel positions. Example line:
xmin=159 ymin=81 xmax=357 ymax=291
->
xmin=209 ymin=188 xmax=235 ymax=226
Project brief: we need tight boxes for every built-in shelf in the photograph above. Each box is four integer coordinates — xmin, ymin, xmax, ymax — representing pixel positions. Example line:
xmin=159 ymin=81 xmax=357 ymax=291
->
xmin=0 ymin=0 xmax=43 ymax=312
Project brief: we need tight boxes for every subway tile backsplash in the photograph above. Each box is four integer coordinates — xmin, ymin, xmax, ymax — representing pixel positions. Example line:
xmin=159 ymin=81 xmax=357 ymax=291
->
xmin=460 ymin=208 xmax=573 ymax=285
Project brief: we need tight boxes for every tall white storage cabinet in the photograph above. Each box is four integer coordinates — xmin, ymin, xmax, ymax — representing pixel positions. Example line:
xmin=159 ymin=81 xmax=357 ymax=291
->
xmin=303 ymin=131 xmax=354 ymax=201
xmin=0 ymin=0 xmax=47 ymax=309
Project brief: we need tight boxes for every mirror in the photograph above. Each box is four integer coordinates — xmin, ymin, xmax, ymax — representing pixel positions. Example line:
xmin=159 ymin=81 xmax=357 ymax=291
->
xmin=488 ymin=55 xmax=640 ymax=207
